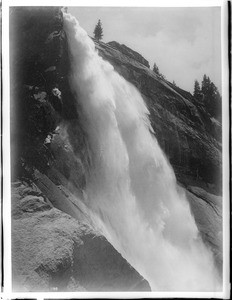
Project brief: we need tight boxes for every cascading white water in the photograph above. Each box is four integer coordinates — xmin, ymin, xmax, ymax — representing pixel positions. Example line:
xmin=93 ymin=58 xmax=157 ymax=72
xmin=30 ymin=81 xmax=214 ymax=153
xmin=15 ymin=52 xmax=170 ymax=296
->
xmin=63 ymin=13 xmax=221 ymax=291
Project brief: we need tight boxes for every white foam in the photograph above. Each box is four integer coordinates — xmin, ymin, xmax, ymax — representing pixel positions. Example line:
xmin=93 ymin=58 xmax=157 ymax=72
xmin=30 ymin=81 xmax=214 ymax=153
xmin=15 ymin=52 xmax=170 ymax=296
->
xmin=63 ymin=13 xmax=221 ymax=291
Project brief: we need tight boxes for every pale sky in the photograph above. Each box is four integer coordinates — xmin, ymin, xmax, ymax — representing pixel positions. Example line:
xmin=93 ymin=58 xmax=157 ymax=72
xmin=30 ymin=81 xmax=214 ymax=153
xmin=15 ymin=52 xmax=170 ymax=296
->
xmin=69 ymin=6 xmax=221 ymax=93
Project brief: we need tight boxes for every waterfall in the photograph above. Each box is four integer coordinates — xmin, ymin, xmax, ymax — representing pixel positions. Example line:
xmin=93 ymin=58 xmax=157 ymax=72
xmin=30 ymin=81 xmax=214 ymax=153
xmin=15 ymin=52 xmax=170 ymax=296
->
xmin=63 ymin=13 xmax=220 ymax=291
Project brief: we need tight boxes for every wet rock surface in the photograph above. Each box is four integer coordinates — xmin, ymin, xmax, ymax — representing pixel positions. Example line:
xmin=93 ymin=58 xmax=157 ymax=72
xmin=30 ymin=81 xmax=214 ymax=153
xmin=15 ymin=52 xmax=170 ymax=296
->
xmin=186 ymin=186 xmax=222 ymax=273
xmin=12 ymin=182 xmax=151 ymax=292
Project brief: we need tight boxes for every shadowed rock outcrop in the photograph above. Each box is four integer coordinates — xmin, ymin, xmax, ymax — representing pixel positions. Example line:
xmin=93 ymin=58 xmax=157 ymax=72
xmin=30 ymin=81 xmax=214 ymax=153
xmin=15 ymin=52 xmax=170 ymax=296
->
xmin=10 ymin=7 xmax=151 ymax=292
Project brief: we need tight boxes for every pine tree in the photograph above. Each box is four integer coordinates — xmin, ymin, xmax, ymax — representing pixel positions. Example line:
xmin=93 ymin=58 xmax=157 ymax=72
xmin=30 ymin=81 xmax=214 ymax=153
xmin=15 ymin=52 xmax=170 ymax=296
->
xmin=193 ymin=80 xmax=202 ymax=101
xmin=93 ymin=19 xmax=103 ymax=41
xmin=200 ymin=75 xmax=221 ymax=120
xmin=201 ymin=74 xmax=211 ymax=97
xmin=153 ymin=63 xmax=160 ymax=75
xmin=153 ymin=62 xmax=165 ymax=79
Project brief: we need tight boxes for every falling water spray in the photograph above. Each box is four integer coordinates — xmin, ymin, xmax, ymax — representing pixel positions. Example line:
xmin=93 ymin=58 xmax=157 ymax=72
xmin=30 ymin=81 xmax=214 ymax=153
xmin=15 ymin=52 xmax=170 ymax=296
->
xmin=63 ymin=13 xmax=221 ymax=291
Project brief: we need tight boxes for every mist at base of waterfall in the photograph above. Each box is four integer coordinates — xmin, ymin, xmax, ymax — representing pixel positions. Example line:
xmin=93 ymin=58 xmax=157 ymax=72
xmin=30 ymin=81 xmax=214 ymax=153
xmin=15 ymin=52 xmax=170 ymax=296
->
xmin=63 ymin=13 xmax=221 ymax=291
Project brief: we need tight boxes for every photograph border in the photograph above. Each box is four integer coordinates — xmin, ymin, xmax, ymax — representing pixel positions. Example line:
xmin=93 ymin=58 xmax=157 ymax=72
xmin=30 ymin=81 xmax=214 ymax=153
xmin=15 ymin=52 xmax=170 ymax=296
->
xmin=1 ymin=0 xmax=230 ymax=298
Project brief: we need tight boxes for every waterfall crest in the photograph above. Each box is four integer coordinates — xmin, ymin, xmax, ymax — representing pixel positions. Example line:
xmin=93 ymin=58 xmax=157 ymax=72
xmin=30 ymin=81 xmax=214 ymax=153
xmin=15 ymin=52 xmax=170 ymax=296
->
xmin=63 ymin=13 xmax=220 ymax=291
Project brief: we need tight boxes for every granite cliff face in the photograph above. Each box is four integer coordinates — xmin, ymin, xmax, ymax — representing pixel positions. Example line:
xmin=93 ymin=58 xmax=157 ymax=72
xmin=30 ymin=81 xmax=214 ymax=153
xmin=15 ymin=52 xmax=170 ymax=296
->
xmin=12 ymin=181 xmax=149 ymax=292
xmin=10 ymin=7 xmax=222 ymax=291
xmin=107 ymin=41 xmax=150 ymax=68
xmin=95 ymin=40 xmax=222 ymax=194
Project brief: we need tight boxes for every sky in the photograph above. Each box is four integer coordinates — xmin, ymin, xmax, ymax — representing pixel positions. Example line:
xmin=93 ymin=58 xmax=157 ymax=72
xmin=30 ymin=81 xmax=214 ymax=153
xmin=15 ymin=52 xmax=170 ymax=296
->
xmin=68 ymin=6 xmax=221 ymax=93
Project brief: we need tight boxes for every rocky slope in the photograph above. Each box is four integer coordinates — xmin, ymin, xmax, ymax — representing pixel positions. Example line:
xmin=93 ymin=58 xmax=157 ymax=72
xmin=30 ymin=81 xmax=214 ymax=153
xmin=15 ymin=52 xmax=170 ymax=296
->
xmin=186 ymin=186 xmax=222 ymax=273
xmin=95 ymin=39 xmax=222 ymax=194
xmin=10 ymin=7 xmax=222 ymax=291
xmin=12 ymin=180 xmax=150 ymax=292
